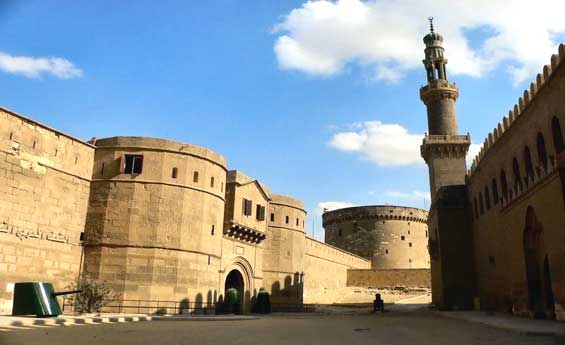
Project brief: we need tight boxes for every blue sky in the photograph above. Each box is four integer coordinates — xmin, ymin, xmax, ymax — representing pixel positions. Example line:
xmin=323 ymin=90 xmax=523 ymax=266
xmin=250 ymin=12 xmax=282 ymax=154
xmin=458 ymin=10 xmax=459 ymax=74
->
xmin=1 ymin=0 xmax=564 ymax=240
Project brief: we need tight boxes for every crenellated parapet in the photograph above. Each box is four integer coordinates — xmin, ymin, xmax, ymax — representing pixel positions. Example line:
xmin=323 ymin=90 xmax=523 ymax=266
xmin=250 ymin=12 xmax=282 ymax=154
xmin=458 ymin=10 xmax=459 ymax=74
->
xmin=322 ymin=205 xmax=428 ymax=227
xmin=468 ymin=43 xmax=565 ymax=176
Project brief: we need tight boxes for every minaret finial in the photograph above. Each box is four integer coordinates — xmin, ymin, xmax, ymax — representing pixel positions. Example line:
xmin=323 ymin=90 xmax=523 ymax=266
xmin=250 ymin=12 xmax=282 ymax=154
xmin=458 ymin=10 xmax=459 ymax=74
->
xmin=428 ymin=17 xmax=434 ymax=33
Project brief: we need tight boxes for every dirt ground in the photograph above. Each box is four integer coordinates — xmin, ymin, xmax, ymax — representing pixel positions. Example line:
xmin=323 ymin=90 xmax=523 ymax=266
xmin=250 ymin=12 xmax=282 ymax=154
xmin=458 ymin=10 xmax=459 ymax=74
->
xmin=1 ymin=307 xmax=560 ymax=345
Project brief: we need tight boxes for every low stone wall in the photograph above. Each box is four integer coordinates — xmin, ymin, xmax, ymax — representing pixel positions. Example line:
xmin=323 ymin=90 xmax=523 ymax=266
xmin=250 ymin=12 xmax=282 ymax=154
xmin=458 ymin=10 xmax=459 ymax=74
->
xmin=347 ymin=269 xmax=431 ymax=288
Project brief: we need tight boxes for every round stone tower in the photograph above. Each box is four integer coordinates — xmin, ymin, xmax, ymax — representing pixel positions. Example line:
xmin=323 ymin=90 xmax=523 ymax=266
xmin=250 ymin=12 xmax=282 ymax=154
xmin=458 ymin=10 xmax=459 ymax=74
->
xmin=323 ymin=205 xmax=429 ymax=269
xmin=84 ymin=137 xmax=227 ymax=303
xmin=262 ymin=194 xmax=307 ymax=304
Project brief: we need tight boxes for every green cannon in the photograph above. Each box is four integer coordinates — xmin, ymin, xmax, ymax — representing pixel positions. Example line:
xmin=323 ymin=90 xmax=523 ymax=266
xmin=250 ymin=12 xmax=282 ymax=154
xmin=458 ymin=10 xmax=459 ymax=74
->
xmin=12 ymin=282 xmax=82 ymax=317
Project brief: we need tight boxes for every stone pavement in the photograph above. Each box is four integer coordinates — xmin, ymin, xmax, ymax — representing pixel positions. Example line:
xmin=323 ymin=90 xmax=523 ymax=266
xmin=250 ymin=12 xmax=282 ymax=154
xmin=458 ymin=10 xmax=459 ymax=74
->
xmin=435 ymin=310 xmax=565 ymax=338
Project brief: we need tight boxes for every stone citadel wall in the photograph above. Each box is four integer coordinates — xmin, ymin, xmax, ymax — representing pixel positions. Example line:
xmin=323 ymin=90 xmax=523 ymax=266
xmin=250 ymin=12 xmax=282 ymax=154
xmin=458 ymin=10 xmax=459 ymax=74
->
xmin=84 ymin=137 xmax=228 ymax=304
xmin=303 ymin=237 xmax=371 ymax=304
xmin=323 ymin=206 xmax=429 ymax=269
xmin=465 ymin=44 xmax=565 ymax=320
xmin=347 ymin=269 xmax=431 ymax=288
xmin=0 ymin=108 xmax=94 ymax=314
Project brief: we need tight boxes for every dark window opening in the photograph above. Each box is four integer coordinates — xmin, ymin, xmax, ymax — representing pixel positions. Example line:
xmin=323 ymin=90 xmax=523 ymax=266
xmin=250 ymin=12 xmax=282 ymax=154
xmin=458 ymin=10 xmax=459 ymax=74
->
xmin=552 ymin=116 xmax=563 ymax=154
xmin=256 ymin=204 xmax=266 ymax=221
xmin=9 ymin=132 xmax=13 ymax=140
xmin=210 ymin=177 xmax=215 ymax=188
xmin=488 ymin=256 xmax=496 ymax=265
xmin=338 ymin=229 xmax=342 ymax=236
xmin=32 ymin=141 xmax=36 ymax=149
xmin=172 ymin=167 xmax=178 ymax=179
xmin=524 ymin=146 xmax=533 ymax=183
xmin=296 ymin=218 xmax=299 ymax=226
xmin=101 ymin=163 xmax=105 ymax=175
xmin=270 ymin=213 xmax=275 ymax=222
xmin=425 ymin=231 xmax=428 ymax=238
xmin=243 ymin=198 xmax=253 ymax=216
xmin=512 ymin=157 xmax=522 ymax=190
xmin=221 ymin=182 xmax=224 ymax=193
xmin=484 ymin=186 xmax=491 ymax=210
xmin=401 ymin=236 xmax=405 ymax=241
xmin=409 ymin=242 xmax=412 ymax=247
xmin=208 ymin=256 xmax=211 ymax=265
xmin=408 ymin=230 xmax=411 ymax=235
xmin=500 ymin=170 xmax=509 ymax=198
xmin=385 ymin=249 xmax=389 ymax=254
xmin=537 ymin=132 xmax=548 ymax=171
xmin=124 ymin=154 xmax=143 ymax=174
xmin=285 ymin=216 xmax=289 ymax=224
xmin=193 ymin=171 xmax=199 ymax=183
xmin=492 ymin=178 xmax=499 ymax=205
xmin=211 ymin=225 xmax=215 ymax=235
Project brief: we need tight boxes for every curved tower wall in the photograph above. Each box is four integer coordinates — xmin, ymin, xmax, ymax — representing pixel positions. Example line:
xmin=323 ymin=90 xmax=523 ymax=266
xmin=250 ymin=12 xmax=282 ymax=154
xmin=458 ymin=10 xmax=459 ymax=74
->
xmin=323 ymin=206 xmax=429 ymax=269
xmin=262 ymin=194 xmax=306 ymax=303
xmin=84 ymin=137 xmax=227 ymax=302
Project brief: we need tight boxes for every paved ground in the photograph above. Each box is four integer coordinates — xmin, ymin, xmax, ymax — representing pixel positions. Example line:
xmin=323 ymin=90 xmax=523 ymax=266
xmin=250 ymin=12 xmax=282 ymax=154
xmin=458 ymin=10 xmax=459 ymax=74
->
xmin=1 ymin=308 xmax=562 ymax=345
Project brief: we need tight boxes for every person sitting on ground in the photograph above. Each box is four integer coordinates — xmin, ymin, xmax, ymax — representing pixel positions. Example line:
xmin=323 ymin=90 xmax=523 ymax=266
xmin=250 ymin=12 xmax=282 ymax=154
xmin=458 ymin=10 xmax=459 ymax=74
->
xmin=373 ymin=293 xmax=384 ymax=313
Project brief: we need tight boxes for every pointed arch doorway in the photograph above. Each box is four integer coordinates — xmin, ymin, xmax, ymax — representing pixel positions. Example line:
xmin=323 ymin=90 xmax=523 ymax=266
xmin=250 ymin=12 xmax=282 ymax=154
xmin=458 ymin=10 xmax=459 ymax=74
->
xmin=523 ymin=206 xmax=554 ymax=319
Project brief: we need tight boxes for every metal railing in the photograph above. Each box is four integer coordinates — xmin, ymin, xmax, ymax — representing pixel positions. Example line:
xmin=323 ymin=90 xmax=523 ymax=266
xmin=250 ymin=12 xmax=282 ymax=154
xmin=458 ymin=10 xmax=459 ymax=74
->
xmin=62 ymin=298 xmax=216 ymax=315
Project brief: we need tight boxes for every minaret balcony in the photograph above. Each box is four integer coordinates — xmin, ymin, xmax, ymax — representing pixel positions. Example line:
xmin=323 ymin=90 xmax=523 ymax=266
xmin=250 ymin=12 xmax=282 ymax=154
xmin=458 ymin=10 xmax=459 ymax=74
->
xmin=420 ymin=80 xmax=459 ymax=103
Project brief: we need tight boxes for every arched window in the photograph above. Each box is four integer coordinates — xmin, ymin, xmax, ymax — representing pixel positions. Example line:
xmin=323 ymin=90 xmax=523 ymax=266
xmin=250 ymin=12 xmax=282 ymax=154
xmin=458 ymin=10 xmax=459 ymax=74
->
xmin=491 ymin=178 xmax=499 ymax=205
xmin=536 ymin=133 xmax=548 ymax=171
xmin=552 ymin=117 xmax=563 ymax=154
xmin=484 ymin=186 xmax=491 ymax=210
xmin=523 ymin=146 xmax=533 ymax=184
xmin=512 ymin=158 xmax=522 ymax=190
xmin=500 ymin=170 xmax=509 ymax=199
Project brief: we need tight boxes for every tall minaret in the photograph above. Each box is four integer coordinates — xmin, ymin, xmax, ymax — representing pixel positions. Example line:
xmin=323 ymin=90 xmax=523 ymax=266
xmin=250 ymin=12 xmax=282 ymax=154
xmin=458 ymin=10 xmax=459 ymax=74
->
xmin=420 ymin=18 xmax=470 ymax=200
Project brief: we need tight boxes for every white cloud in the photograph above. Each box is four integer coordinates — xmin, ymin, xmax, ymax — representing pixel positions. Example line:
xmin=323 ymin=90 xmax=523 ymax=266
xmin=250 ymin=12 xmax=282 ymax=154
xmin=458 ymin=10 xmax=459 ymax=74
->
xmin=467 ymin=143 xmax=481 ymax=168
xmin=329 ymin=120 xmax=483 ymax=167
xmin=385 ymin=190 xmax=430 ymax=201
xmin=0 ymin=52 xmax=82 ymax=79
xmin=316 ymin=201 xmax=356 ymax=216
xmin=274 ymin=0 xmax=565 ymax=84
xmin=329 ymin=120 xmax=423 ymax=166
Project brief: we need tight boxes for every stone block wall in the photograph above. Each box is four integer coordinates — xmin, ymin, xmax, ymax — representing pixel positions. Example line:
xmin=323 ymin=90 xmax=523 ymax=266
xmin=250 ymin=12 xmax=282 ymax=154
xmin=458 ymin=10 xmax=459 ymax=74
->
xmin=0 ymin=108 xmax=94 ymax=313
xmin=347 ymin=269 xmax=431 ymax=288
xmin=303 ymin=238 xmax=371 ymax=304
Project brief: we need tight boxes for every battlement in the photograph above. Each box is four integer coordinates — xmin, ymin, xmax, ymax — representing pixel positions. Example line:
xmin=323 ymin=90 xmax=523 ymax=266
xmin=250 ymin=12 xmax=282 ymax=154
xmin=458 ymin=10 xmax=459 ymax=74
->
xmin=468 ymin=43 xmax=565 ymax=176
xmin=420 ymin=80 xmax=459 ymax=103
xmin=322 ymin=205 xmax=428 ymax=227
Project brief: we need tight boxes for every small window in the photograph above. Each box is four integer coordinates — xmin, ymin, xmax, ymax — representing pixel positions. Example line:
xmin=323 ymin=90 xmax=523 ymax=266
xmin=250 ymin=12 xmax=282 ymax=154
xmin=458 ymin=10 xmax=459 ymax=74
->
xmin=172 ymin=167 xmax=178 ymax=179
xmin=401 ymin=236 xmax=405 ymax=241
xmin=285 ymin=216 xmax=289 ymax=224
xmin=338 ymin=229 xmax=342 ymax=237
xmin=296 ymin=218 xmax=299 ymax=226
xmin=256 ymin=205 xmax=265 ymax=221
xmin=488 ymin=256 xmax=496 ymax=265
xmin=124 ymin=154 xmax=143 ymax=174
xmin=270 ymin=213 xmax=275 ymax=222
xmin=425 ymin=231 xmax=428 ymax=238
xmin=208 ymin=255 xmax=211 ymax=265
xmin=211 ymin=225 xmax=215 ymax=235
xmin=409 ymin=242 xmax=412 ymax=247
xmin=409 ymin=258 xmax=412 ymax=263
xmin=101 ymin=163 xmax=105 ymax=175
xmin=221 ymin=182 xmax=224 ymax=193
xmin=243 ymin=199 xmax=253 ymax=216
xmin=408 ymin=230 xmax=411 ymax=235
xmin=210 ymin=177 xmax=215 ymax=188
xmin=492 ymin=179 xmax=499 ymax=205
xmin=303 ymin=220 xmax=305 ymax=228
xmin=193 ymin=171 xmax=199 ymax=183
xmin=385 ymin=249 xmax=389 ymax=254
xmin=484 ymin=186 xmax=491 ymax=210
xmin=32 ymin=141 xmax=36 ymax=149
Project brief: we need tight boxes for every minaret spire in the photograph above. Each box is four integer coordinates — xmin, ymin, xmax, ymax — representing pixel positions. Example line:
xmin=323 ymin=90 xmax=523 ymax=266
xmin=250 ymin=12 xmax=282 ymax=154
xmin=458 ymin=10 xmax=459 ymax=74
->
xmin=428 ymin=16 xmax=434 ymax=33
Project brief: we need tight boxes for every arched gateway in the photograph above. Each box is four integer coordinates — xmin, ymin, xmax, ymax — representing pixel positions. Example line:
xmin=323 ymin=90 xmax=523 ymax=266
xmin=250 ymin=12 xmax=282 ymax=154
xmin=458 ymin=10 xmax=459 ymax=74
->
xmin=223 ymin=257 xmax=254 ymax=313
xmin=523 ymin=206 xmax=555 ymax=319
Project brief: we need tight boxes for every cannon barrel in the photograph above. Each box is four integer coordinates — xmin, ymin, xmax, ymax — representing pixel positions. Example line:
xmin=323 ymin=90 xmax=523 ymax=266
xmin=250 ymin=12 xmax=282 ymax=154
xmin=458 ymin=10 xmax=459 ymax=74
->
xmin=51 ymin=290 xmax=83 ymax=297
